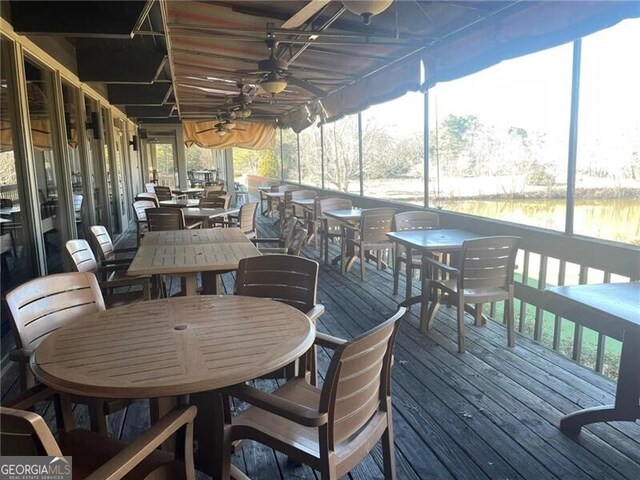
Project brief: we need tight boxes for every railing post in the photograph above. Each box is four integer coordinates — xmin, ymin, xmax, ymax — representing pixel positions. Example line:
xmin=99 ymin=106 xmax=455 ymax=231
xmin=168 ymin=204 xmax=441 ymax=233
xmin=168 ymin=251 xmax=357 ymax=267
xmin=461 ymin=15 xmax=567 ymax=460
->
xmin=565 ymin=39 xmax=581 ymax=235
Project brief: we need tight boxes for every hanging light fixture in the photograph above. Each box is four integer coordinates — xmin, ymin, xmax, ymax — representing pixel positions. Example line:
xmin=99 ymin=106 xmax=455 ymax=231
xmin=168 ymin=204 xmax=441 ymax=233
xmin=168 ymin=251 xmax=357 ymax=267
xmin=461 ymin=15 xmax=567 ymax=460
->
xmin=341 ymin=0 xmax=393 ymax=25
xmin=235 ymin=107 xmax=252 ymax=119
xmin=260 ymin=72 xmax=288 ymax=96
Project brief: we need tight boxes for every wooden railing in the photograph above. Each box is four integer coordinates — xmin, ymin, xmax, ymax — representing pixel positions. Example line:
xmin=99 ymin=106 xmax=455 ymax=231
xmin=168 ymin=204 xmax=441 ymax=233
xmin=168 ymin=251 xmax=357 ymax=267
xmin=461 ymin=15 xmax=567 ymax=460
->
xmin=247 ymin=175 xmax=640 ymax=378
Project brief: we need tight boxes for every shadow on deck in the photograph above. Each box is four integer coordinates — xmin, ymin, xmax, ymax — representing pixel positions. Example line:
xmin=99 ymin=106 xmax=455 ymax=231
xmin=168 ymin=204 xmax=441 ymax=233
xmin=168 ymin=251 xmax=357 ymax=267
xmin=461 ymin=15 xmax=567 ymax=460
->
xmin=2 ymin=207 xmax=639 ymax=480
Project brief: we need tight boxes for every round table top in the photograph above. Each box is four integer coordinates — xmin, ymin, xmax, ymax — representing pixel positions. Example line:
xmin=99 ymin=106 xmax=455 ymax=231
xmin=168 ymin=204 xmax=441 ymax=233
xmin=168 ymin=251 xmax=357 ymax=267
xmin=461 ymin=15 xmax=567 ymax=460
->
xmin=31 ymin=295 xmax=314 ymax=399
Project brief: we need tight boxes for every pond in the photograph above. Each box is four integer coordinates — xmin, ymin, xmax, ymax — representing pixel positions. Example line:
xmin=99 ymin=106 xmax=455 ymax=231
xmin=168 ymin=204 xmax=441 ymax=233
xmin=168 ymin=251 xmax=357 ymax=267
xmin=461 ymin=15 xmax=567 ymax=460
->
xmin=440 ymin=198 xmax=640 ymax=246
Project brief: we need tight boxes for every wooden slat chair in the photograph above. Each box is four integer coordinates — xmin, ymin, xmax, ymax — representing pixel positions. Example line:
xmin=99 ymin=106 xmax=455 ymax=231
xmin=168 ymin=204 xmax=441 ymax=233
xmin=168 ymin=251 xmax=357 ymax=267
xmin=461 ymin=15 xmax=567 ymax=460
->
xmin=132 ymin=200 xmax=156 ymax=246
xmin=5 ymin=272 xmax=131 ymax=433
xmin=89 ymin=225 xmax=138 ymax=263
xmin=65 ymin=239 xmax=151 ymax=307
xmin=287 ymin=223 xmax=309 ymax=256
xmin=135 ymin=192 xmax=159 ymax=206
xmin=290 ymin=190 xmax=316 ymax=218
xmin=392 ymin=211 xmax=441 ymax=295
xmin=1 ymin=384 xmax=196 ymax=480
xmin=199 ymin=195 xmax=231 ymax=209
xmin=145 ymin=207 xmax=201 ymax=231
xmin=224 ymin=306 xmax=405 ymax=480
xmin=343 ymin=207 xmax=397 ymax=281
xmin=424 ymin=236 xmax=521 ymax=353
xmin=275 ymin=185 xmax=299 ymax=221
xmin=235 ymin=254 xmax=324 ymax=384
xmin=252 ymin=215 xmax=298 ymax=254
xmin=317 ymin=197 xmax=353 ymax=264
xmin=145 ymin=182 xmax=156 ymax=193
xmin=217 ymin=202 xmax=258 ymax=239
xmin=205 ymin=190 xmax=228 ymax=198
xmin=154 ymin=185 xmax=174 ymax=201
xmin=204 ymin=184 xmax=225 ymax=197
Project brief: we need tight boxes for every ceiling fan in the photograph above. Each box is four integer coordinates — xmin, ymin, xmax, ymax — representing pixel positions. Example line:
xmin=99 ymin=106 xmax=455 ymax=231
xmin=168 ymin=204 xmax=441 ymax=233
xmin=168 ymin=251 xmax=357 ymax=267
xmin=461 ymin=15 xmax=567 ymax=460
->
xmin=196 ymin=118 xmax=246 ymax=137
xmin=239 ymin=33 xmax=326 ymax=98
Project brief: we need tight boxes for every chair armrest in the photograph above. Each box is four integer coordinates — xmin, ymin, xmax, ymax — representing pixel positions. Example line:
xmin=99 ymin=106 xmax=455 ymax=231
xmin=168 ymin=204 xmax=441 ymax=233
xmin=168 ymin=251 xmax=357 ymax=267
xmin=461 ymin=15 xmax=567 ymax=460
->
xmin=101 ymin=258 xmax=133 ymax=267
xmin=257 ymin=247 xmax=288 ymax=254
xmin=314 ymin=332 xmax=347 ymax=349
xmin=9 ymin=348 xmax=32 ymax=363
xmin=305 ymin=304 xmax=325 ymax=323
xmin=4 ymin=384 xmax=55 ymax=410
xmin=84 ymin=405 xmax=197 ymax=480
xmin=226 ymin=383 xmax=327 ymax=428
xmin=251 ymin=237 xmax=280 ymax=245
xmin=185 ymin=221 xmax=203 ymax=230
xmin=99 ymin=276 xmax=150 ymax=290
xmin=422 ymin=256 xmax=458 ymax=275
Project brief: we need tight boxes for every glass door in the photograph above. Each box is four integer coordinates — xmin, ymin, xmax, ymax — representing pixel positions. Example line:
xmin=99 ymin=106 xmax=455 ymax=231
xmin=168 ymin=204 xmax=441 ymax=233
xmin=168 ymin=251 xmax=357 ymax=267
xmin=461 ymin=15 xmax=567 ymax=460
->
xmin=113 ymin=119 xmax=129 ymax=230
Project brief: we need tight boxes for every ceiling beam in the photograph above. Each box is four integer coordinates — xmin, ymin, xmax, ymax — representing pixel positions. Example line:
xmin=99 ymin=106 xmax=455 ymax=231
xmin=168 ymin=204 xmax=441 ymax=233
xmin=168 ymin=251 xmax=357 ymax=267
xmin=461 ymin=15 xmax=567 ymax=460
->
xmin=108 ymin=83 xmax=173 ymax=105
xmin=77 ymin=49 xmax=167 ymax=83
xmin=126 ymin=105 xmax=175 ymax=118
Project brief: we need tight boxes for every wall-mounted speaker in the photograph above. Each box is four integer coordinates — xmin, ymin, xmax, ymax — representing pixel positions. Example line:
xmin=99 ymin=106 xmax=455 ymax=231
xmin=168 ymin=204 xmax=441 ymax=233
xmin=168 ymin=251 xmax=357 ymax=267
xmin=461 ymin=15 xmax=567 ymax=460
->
xmin=86 ymin=111 xmax=103 ymax=140
xmin=129 ymin=135 xmax=139 ymax=151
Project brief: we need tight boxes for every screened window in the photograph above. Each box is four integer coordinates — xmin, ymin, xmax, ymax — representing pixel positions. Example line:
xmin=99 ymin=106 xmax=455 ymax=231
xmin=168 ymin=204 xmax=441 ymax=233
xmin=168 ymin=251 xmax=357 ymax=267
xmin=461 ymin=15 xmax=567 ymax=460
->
xmin=281 ymin=128 xmax=298 ymax=182
xmin=299 ymin=125 xmax=321 ymax=186
xmin=323 ymin=115 xmax=359 ymax=194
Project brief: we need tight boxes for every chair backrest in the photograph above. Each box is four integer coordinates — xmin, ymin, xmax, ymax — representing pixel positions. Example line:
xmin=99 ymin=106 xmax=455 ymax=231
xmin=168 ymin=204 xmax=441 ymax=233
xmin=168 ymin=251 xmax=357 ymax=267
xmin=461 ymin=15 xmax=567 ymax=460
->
xmin=360 ymin=208 xmax=397 ymax=243
xmin=235 ymin=255 xmax=319 ymax=313
xmin=145 ymin=182 xmax=156 ymax=193
xmin=237 ymin=202 xmax=258 ymax=235
xmin=135 ymin=192 xmax=159 ymax=206
xmin=204 ymin=184 xmax=225 ymax=196
xmin=278 ymin=215 xmax=298 ymax=246
xmin=145 ymin=207 xmax=186 ymax=231
xmin=458 ymin=236 xmax=521 ymax=290
xmin=154 ymin=185 xmax=173 ymax=201
xmin=318 ymin=197 xmax=352 ymax=225
xmin=72 ymin=194 xmax=83 ymax=212
xmin=291 ymin=190 xmax=316 ymax=201
xmin=320 ymin=307 xmax=404 ymax=447
xmin=393 ymin=211 xmax=439 ymax=232
xmin=277 ymin=185 xmax=298 ymax=193
xmin=1 ymin=406 xmax=63 ymax=456
xmin=6 ymin=272 xmax=105 ymax=352
xmin=132 ymin=200 xmax=156 ymax=222
xmin=206 ymin=190 xmax=228 ymax=198
xmin=0 ymin=198 xmax=13 ymax=208
xmin=89 ymin=225 xmax=116 ymax=261
xmin=199 ymin=195 xmax=230 ymax=209
xmin=65 ymin=239 xmax=99 ymax=273
xmin=287 ymin=224 xmax=308 ymax=256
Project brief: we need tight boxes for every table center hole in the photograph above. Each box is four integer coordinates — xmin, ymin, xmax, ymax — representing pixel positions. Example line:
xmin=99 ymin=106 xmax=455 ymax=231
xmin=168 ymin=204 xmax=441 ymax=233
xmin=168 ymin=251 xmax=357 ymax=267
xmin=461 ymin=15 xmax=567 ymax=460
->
xmin=175 ymin=325 xmax=188 ymax=331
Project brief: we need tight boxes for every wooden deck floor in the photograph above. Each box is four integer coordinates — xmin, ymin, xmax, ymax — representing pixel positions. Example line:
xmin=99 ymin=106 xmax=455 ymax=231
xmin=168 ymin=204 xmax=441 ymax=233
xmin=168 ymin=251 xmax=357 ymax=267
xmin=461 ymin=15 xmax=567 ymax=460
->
xmin=2 ymin=208 xmax=639 ymax=479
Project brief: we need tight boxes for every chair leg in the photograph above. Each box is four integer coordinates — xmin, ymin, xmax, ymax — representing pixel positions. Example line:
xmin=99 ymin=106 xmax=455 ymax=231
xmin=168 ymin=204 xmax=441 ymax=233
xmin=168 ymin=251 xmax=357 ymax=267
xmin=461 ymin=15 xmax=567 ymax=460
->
xmin=474 ymin=303 xmax=483 ymax=326
xmin=506 ymin=298 xmax=515 ymax=347
xmin=360 ymin=246 xmax=366 ymax=281
xmin=323 ymin=232 xmax=329 ymax=265
xmin=376 ymin=249 xmax=382 ymax=270
xmin=340 ymin=236 xmax=346 ymax=274
xmin=457 ymin=295 xmax=466 ymax=353
xmin=393 ymin=255 xmax=401 ymax=295
xmin=382 ymin=405 xmax=397 ymax=480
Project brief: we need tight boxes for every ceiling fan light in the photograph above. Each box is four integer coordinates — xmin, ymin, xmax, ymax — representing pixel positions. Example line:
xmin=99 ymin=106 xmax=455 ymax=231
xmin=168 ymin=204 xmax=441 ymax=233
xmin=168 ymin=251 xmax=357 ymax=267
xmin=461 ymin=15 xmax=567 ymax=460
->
xmin=341 ymin=0 xmax=393 ymax=24
xmin=236 ymin=108 xmax=252 ymax=119
xmin=260 ymin=78 xmax=287 ymax=95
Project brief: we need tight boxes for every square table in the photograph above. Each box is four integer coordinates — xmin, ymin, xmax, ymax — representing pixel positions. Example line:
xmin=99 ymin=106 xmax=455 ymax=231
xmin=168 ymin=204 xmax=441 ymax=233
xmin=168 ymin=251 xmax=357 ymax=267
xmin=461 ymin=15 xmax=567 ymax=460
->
xmin=172 ymin=187 xmax=205 ymax=199
xmin=127 ymin=228 xmax=260 ymax=295
xmin=386 ymin=228 xmax=480 ymax=330
xmin=544 ymin=282 xmax=640 ymax=434
xmin=181 ymin=207 xmax=239 ymax=227
xmin=322 ymin=209 xmax=363 ymax=272
xmin=159 ymin=199 xmax=200 ymax=208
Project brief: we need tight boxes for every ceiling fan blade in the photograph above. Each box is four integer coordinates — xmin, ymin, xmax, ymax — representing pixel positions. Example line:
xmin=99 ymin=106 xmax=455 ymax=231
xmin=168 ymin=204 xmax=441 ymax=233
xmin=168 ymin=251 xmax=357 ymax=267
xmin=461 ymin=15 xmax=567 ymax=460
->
xmin=287 ymin=76 xmax=326 ymax=97
xmin=281 ymin=0 xmax=331 ymax=29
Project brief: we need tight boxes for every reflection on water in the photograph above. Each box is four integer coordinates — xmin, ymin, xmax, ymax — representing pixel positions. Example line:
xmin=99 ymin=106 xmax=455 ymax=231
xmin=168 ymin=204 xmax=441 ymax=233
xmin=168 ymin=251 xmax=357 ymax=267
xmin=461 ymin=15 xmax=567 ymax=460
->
xmin=442 ymin=198 xmax=640 ymax=245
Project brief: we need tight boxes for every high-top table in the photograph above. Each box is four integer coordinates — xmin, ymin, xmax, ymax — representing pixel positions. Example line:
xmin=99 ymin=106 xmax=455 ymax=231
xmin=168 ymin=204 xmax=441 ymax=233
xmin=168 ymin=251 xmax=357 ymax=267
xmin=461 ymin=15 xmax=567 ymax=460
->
xmin=544 ymin=282 xmax=640 ymax=434
xmin=31 ymin=295 xmax=315 ymax=480
xmin=386 ymin=229 xmax=480 ymax=329
xmin=127 ymin=228 xmax=260 ymax=295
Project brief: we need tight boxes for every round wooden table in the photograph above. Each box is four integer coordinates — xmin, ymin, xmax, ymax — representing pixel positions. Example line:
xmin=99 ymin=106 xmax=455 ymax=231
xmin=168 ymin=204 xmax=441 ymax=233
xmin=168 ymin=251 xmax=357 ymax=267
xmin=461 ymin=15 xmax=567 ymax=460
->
xmin=31 ymin=295 xmax=314 ymax=480
xmin=32 ymin=295 xmax=314 ymax=398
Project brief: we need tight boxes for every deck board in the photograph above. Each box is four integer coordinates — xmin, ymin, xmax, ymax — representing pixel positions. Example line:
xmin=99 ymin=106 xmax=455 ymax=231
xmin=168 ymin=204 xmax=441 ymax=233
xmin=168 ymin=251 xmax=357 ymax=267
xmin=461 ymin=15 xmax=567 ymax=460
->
xmin=2 ymin=207 xmax=639 ymax=479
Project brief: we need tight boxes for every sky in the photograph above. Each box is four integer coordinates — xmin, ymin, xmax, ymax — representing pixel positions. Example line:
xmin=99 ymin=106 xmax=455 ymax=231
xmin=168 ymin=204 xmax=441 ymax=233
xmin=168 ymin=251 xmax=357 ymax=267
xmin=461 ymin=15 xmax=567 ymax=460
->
xmin=361 ymin=18 xmax=640 ymax=151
